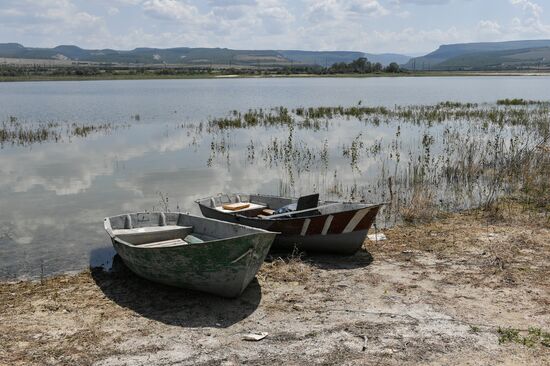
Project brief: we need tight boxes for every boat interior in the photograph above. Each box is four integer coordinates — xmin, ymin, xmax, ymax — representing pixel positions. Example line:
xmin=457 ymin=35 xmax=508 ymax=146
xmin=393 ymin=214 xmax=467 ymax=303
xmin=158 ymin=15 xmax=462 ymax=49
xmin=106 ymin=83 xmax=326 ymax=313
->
xmin=198 ymin=193 xmax=372 ymax=219
xmin=105 ymin=212 xmax=266 ymax=248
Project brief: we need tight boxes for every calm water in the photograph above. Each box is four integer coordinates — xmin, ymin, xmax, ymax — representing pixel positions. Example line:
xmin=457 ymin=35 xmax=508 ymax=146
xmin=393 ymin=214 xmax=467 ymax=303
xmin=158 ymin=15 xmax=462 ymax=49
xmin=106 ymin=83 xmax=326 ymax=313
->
xmin=0 ymin=76 xmax=549 ymax=279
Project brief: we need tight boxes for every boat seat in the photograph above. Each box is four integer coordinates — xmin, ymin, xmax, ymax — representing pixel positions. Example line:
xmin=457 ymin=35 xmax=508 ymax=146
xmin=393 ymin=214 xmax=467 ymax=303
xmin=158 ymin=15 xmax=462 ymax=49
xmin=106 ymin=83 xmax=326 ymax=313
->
xmin=112 ymin=225 xmax=191 ymax=236
xmin=139 ymin=238 xmax=188 ymax=248
xmin=296 ymin=193 xmax=319 ymax=210
xmin=113 ymin=225 xmax=193 ymax=246
xmin=294 ymin=194 xmax=320 ymax=218
xmin=130 ymin=233 xmax=205 ymax=248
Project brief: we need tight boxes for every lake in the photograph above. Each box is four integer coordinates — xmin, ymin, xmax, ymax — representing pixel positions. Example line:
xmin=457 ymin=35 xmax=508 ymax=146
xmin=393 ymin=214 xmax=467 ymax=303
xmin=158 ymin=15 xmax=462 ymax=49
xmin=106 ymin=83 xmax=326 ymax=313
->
xmin=1 ymin=76 xmax=549 ymax=279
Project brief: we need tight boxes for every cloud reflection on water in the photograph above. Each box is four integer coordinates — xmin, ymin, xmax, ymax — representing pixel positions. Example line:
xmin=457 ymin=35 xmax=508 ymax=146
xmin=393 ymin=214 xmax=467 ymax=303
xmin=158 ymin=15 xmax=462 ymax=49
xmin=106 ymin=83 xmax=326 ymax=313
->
xmin=0 ymin=116 xmax=398 ymax=278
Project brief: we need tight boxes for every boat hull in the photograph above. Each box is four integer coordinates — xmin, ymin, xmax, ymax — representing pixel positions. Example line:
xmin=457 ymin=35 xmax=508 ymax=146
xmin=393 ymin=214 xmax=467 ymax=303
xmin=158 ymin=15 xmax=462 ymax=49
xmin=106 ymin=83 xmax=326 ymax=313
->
xmin=273 ymin=230 xmax=370 ymax=255
xmin=197 ymin=200 xmax=381 ymax=255
xmin=105 ymin=213 xmax=276 ymax=298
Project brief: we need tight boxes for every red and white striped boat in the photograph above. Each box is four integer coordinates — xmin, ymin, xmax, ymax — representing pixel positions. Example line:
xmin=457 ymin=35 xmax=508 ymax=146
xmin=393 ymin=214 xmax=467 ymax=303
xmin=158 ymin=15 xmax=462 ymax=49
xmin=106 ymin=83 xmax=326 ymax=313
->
xmin=196 ymin=193 xmax=382 ymax=255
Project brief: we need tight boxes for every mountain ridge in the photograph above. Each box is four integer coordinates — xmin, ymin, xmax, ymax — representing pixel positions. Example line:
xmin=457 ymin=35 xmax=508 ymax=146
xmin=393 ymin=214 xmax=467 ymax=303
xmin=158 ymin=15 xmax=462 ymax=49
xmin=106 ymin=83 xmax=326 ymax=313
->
xmin=405 ymin=39 xmax=550 ymax=70
xmin=0 ymin=43 xmax=411 ymax=67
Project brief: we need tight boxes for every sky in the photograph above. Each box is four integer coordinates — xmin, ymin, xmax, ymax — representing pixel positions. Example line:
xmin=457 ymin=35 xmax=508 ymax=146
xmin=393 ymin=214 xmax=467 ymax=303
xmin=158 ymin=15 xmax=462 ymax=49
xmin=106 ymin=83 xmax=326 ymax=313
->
xmin=0 ymin=0 xmax=549 ymax=55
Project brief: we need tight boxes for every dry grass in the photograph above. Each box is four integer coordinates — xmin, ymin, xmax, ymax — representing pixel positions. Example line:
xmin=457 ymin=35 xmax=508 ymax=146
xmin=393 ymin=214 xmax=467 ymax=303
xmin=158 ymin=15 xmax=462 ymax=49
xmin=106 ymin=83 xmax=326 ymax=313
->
xmin=259 ymin=251 xmax=315 ymax=285
xmin=1 ymin=205 xmax=549 ymax=365
xmin=373 ymin=201 xmax=550 ymax=290
xmin=399 ymin=187 xmax=439 ymax=224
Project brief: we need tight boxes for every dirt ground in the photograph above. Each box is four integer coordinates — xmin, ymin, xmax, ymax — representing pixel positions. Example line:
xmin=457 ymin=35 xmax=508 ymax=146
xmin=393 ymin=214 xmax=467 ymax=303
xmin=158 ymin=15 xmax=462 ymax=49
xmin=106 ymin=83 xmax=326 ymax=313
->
xmin=1 ymin=205 xmax=549 ymax=366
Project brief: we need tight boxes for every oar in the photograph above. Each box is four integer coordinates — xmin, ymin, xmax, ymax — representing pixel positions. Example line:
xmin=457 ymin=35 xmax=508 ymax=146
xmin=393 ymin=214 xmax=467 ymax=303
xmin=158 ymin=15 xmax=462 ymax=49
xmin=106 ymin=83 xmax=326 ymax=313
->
xmin=263 ymin=202 xmax=341 ymax=219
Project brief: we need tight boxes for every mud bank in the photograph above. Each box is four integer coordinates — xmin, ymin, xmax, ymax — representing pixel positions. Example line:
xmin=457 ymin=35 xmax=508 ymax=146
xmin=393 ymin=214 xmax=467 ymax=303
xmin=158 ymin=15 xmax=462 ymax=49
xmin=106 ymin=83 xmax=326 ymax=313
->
xmin=1 ymin=207 xmax=549 ymax=365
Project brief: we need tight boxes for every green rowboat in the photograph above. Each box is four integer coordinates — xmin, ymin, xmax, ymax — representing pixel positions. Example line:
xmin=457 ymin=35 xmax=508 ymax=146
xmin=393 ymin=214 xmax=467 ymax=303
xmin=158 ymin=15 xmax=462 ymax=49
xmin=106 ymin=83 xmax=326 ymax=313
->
xmin=103 ymin=212 xmax=277 ymax=298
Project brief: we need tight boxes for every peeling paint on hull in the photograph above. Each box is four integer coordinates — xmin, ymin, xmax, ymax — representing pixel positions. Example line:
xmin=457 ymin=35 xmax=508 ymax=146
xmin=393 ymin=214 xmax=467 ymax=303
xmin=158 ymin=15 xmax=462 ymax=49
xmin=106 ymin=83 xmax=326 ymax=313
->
xmin=104 ymin=212 xmax=277 ymax=298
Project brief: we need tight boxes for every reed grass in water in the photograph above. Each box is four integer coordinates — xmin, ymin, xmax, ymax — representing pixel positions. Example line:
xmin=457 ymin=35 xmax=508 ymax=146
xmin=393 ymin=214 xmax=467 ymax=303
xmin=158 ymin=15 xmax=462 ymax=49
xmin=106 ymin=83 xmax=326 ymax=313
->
xmin=205 ymin=101 xmax=549 ymax=224
xmin=3 ymin=101 xmax=548 ymax=223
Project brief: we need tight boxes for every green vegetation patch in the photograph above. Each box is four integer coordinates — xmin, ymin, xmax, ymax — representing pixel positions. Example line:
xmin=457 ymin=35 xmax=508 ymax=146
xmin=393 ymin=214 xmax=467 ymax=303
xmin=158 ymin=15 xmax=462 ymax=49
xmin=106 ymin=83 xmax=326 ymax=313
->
xmin=498 ymin=327 xmax=550 ymax=348
xmin=496 ymin=98 xmax=549 ymax=106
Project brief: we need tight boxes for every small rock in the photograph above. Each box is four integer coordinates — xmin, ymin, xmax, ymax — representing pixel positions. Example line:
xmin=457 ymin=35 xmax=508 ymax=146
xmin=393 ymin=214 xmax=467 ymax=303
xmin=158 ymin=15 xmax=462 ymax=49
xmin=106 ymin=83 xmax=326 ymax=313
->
xmin=242 ymin=332 xmax=268 ymax=341
xmin=368 ymin=233 xmax=387 ymax=241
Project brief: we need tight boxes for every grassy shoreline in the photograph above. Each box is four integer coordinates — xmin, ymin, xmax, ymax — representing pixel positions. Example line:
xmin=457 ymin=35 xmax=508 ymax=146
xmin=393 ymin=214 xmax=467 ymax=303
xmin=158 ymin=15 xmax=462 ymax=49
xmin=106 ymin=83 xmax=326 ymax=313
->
xmin=1 ymin=202 xmax=548 ymax=364
xmin=1 ymin=70 xmax=550 ymax=82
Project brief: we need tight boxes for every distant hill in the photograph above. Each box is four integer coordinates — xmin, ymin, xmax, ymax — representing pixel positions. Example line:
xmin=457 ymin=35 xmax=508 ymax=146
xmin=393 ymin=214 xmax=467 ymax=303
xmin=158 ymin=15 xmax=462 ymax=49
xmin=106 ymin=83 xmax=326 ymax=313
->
xmin=365 ymin=53 xmax=411 ymax=66
xmin=0 ymin=43 xmax=410 ymax=67
xmin=404 ymin=40 xmax=550 ymax=70
xmin=279 ymin=50 xmax=410 ymax=66
xmin=436 ymin=47 xmax=550 ymax=70
xmin=278 ymin=50 xmax=364 ymax=66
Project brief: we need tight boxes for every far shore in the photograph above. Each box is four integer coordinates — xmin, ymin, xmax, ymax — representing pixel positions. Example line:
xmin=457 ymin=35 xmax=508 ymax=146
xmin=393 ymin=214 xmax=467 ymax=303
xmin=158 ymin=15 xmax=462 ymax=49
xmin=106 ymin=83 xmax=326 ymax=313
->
xmin=1 ymin=70 xmax=550 ymax=83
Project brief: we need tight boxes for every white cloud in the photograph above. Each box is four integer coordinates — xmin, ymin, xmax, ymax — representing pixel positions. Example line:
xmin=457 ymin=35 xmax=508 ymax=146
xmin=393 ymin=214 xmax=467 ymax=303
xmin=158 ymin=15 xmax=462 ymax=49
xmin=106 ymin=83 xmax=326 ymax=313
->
xmin=396 ymin=10 xmax=411 ymax=18
xmin=347 ymin=0 xmax=388 ymax=16
xmin=394 ymin=0 xmax=451 ymax=4
xmin=307 ymin=0 xmax=388 ymax=22
xmin=306 ymin=0 xmax=339 ymax=22
xmin=112 ymin=0 xmax=143 ymax=5
xmin=369 ymin=26 xmax=461 ymax=51
xmin=142 ymin=0 xmax=199 ymax=22
xmin=477 ymin=20 xmax=502 ymax=37
xmin=208 ymin=0 xmax=257 ymax=6
xmin=0 ymin=0 xmax=101 ymax=28
xmin=510 ymin=0 xmax=542 ymax=17
xmin=0 ymin=8 xmax=25 ymax=17
xmin=256 ymin=0 xmax=295 ymax=33
xmin=1 ymin=0 xmax=550 ymax=55
xmin=211 ymin=5 xmax=249 ymax=19
xmin=509 ymin=0 xmax=550 ymax=38
xmin=0 ymin=0 xmax=109 ymax=48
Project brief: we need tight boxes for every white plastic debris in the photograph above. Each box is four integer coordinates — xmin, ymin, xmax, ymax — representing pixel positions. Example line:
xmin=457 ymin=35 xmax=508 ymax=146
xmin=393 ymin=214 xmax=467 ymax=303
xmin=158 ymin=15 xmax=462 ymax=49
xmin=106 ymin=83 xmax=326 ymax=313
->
xmin=362 ymin=335 xmax=368 ymax=351
xmin=367 ymin=233 xmax=387 ymax=241
xmin=242 ymin=332 xmax=268 ymax=341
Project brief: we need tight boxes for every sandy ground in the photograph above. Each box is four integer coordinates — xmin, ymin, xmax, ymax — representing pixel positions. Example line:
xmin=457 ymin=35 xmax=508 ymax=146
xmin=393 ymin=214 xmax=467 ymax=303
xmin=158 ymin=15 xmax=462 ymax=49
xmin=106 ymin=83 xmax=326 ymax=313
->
xmin=1 ymin=206 xmax=549 ymax=365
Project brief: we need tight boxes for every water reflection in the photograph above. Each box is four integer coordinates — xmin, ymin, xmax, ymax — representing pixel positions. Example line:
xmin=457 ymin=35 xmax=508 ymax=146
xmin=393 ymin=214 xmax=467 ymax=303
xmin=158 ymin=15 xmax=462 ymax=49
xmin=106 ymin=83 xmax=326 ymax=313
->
xmin=0 ymin=118 xmax=375 ymax=277
xmin=2 ymin=114 xmax=539 ymax=278
xmin=0 ymin=78 xmax=548 ymax=279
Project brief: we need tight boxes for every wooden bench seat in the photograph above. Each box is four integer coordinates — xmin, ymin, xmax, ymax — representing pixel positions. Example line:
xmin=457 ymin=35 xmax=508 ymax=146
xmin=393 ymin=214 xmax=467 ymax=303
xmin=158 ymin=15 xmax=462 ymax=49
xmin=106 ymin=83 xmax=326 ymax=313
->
xmin=112 ymin=225 xmax=191 ymax=236
xmin=139 ymin=238 xmax=188 ymax=248
xmin=113 ymin=225 xmax=193 ymax=246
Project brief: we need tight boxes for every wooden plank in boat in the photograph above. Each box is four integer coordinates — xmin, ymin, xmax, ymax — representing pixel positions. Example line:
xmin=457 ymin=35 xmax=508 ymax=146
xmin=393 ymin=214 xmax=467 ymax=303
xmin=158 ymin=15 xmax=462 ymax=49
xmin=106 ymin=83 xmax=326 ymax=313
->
xmin=222 ymin=202 xmax=251 ymax=211
xmin=112 ymin=225 xmax=191 ymax=236
xmin=140 ymin=238 xmax=187 ymax=248
xmin=215 ymin=202 xmax=265 ymax=213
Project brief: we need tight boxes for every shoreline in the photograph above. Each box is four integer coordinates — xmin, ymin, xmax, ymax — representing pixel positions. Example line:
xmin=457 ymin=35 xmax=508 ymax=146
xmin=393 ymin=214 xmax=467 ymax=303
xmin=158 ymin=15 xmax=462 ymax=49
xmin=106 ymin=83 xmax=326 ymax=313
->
xmin=2 ymin=205 xmax=548 ymax=365
xmin=1 ymin=71 xmax=550 ymax=83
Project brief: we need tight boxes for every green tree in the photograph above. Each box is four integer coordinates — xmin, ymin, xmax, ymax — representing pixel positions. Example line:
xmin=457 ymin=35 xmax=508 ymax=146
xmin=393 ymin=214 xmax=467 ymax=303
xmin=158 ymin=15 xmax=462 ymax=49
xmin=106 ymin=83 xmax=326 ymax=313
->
xmin=385 ymin=62 xmax=400 ymax=73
